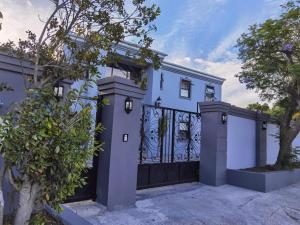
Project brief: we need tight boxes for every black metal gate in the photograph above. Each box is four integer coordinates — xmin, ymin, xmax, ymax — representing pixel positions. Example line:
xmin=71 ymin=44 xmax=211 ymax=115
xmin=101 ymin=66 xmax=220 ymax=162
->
xmin=65 ymin=97 xmax=101 ymax=203
xmin=137 ymin=105 xmax=201 ymax=189
xmin=65 ymin=156 xmax=98 ymax=203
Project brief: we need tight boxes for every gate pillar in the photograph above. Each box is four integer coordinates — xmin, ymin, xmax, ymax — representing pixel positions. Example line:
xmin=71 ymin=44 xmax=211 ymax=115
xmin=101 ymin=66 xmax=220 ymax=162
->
xmin=199 ymin=102 xmax=230 ymax=186
xmin=96 ymin=77 xmax=145 ymax=210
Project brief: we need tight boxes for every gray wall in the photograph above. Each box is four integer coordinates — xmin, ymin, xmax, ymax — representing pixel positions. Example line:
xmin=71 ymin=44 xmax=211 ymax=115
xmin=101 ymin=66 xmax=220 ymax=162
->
xmin=96 ymin=76 xmax=145 ymax=210
xmin=199 ymin=102 xmax=272 ymax=186
xmin=0 ymin=53 xmax=32 ymax=115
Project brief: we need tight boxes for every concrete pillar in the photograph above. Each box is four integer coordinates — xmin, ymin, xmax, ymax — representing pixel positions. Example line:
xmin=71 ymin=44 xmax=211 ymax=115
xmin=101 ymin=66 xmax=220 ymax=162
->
xmin=96 ymin=76 xmax=145 ymax=210
xmin=199 ymin=102 xmax=230 ymax=186
xmin=256 ymin=112 xmax=269 ymax=167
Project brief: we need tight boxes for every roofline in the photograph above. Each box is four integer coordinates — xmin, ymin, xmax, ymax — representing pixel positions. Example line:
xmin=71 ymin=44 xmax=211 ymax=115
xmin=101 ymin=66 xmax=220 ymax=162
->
xmin=68 ymin=33 xmax=168 ymax=58
xmin=162 ymin=61 xmax=226 ymax=84
xmin=35 ymin=34 xmax=225 ymax=83
xmin=116 ymin=41 xmax=168 ymax=58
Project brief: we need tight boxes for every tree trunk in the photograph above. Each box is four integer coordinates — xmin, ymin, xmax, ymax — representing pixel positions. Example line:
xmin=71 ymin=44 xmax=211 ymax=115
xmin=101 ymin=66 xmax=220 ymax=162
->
xmin=0 ymin=163 xmax=5 ymax=225
xmin=275 ymin=120 xmax=299 ymax=168
xmin=0 ymin=190 xmax=4 ymax=225
xmin=13 ymin=181 xmax=39 ymax=225
xmin=276 ymin=130 xmax=293 ymax=168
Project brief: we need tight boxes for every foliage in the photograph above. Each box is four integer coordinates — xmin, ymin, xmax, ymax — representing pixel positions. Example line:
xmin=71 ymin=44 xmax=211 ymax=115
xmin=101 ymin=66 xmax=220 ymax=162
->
xmin=0 ymin=0 xmax=161 ymax=224
xmin=158 ymin=116 xmax=168 ymax=145
xmin=0 ymin=10 xmax=2 ymax=30
xmin=236 ymin=0 xmax=300 ymax=167
xmin=0 ymin=87 xmax=103 ymax=211
xmin=0 ymin=82 xmax=13 ymax=92
xmin=246 ymin=103 xmax=270 ymax=113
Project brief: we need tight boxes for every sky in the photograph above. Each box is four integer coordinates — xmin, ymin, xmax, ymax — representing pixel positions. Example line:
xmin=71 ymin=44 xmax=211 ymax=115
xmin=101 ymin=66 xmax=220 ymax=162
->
xmin=0 ymin=0 xmax=287 ymax=107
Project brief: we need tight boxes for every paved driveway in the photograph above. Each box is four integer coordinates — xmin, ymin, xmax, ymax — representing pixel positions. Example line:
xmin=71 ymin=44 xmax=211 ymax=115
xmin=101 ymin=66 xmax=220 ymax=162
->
xmin=66 ymin=182 xmax=300 ymax=225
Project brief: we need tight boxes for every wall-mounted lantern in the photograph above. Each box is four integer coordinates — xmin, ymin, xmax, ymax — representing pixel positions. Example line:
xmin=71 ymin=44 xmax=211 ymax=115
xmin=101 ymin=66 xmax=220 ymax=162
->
xmin=125 ymin=96 xmax=133 ymax=114
xmin=262 ymin=121 xmax=267 ymax=130
xmin=155 ymin=96 xmax=162 ymax=107
xmin=221 ymin=112 xmax=228 ymax=124
xmin=54 ymin=85 xmax=64 ymax=98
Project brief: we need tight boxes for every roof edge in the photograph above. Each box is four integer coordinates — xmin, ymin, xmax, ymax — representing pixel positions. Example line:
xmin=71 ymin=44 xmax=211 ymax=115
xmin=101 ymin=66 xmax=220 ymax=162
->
xmin=162 ymin=61 xmax=226 ymax=83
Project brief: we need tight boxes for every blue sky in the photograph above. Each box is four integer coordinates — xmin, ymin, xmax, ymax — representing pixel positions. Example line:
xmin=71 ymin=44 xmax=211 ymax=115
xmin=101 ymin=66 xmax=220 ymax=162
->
xmin=151 ymin=0 xmax=285 ymax=60
xmin=0 ymin=0 xmax=287 ymax=106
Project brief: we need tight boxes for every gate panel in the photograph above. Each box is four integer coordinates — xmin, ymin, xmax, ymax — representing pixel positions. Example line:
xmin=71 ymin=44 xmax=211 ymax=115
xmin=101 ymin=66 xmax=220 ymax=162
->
xmin=65 ymin=97 xmax=100 ymax=202
xmin=137 ymin=105 xmax=201 ymax=189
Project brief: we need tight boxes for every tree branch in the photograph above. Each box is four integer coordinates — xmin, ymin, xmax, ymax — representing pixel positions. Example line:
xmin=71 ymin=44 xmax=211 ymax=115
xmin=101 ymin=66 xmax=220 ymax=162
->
xmin=6 ymin=169 xmax=19 ymax=191
xmin=0 ymin=162 xmax=5 ymax=191
xmin=34 ymin=1 xmax=67 ymax=86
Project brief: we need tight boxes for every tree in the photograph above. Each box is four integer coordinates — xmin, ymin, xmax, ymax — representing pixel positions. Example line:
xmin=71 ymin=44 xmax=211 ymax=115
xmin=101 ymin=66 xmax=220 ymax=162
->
xmin=0 ymin=0 xmax=160 ymax=224
xmin=236 ymin=0 xmax=300 ymax=168
xmin=0 ymin=11 xmax=2 ymax=30
xmin=246 ymin=103 xmax=270 ymax=113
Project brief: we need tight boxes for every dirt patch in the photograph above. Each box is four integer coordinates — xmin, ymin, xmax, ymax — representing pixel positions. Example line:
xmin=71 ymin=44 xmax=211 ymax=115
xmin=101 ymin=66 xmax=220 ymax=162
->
xmin=242 ymin=162 xmax=300 ymax=172
xmin=4 ymin=210 xmax=63 ymax=225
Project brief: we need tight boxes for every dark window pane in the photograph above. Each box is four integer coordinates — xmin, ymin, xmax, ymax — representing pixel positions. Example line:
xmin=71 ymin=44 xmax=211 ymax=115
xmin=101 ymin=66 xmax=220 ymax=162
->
xmin=205 ymin=86 xmax=215 ymax=102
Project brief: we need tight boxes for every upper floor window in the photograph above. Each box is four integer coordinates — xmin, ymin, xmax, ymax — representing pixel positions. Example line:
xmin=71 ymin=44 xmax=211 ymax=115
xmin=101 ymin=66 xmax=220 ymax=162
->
xmin=205 ymin=85 xmax=215 ymax=102
xmin=106 ymin=63 xmax=142 ymax=82
xmin=180 ymin=79 xmax=191 ymax=98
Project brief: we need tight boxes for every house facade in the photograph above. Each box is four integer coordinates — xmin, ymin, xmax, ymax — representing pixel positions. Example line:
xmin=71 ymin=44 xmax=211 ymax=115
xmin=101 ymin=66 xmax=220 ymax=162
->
xmin=72 ymin=41 xmax=225 ymax=113
xmin=78 ymin=42 xmax=225 ymax=169
xmin=1 ymin=45 xmax=300 ymax=212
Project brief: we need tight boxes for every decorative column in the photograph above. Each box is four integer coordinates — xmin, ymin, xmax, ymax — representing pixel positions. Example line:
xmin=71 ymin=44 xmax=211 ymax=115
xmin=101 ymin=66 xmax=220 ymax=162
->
xmin=199 ymin=102 xmax=230 ymax=186
xmin=96 ymin=76 xmax=145 ymax=211
xmin=256 ymin=112 xmax=269 ymax=167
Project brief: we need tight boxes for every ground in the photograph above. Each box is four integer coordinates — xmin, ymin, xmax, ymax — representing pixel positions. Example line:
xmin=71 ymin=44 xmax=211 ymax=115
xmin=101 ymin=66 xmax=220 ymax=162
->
xmin=65 ymin=182 xmax=300 ymax=225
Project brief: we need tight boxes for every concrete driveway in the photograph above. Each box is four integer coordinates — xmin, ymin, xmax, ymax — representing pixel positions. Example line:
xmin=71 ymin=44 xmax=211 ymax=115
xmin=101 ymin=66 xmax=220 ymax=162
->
xmin=66 ymin=182 xmax=300 ymax=225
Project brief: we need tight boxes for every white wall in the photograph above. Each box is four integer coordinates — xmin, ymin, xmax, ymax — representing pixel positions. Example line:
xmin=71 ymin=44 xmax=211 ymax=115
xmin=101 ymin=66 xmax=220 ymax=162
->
xmin=293 ymin=133 xmax=300 ymax=161
xmin=266 ymin=124 xmax=280 ymax=165
xmin=227 ymin=115 xmax=256 ymax=169
xmin=150 ymin=69 xmax=222 ymax=112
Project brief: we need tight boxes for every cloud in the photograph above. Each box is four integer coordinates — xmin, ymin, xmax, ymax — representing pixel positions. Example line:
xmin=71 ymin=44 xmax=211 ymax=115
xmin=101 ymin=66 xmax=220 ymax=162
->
xmin=158 ymin=0 xmax=288 ymax=108
xmin=0 ymin=0 xmax=52 ymax=43
xmin=152 ymin=0 xmax=227 ymax=51
xmin=194 ymin=58 xmax=260 ymax=107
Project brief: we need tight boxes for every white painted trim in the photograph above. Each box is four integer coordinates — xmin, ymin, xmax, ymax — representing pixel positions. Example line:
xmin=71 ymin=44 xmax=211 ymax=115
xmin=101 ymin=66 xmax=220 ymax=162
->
xmin=162 ymin=61 xmax=225 ymax=84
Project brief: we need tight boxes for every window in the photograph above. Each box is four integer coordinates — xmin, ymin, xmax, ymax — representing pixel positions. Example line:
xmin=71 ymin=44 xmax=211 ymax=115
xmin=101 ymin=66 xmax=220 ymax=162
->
xmin=179 ymin=121 xmax=189 ymax=139
xmin=105 ymin=63 xmax=142 ymax=82
xmin=160 ymin=73 xmax=164 ymax=90
xmin=180 ymin=79 xmax=191 ymax=98
xmin=205 ymin=85 xmax=215 ymax=102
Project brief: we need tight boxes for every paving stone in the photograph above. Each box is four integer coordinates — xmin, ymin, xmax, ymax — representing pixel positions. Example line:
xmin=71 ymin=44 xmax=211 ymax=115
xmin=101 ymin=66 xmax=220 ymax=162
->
xmin=65 ymin=182 xmax=300 ymax=225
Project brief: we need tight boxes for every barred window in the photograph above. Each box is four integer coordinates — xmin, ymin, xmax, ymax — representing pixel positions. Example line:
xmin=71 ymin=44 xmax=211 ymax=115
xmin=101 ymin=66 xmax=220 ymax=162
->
xmin=180 ymin=79 xmax=191 ymax=98
xmin=205 ymin=85 xmax=215 ymax=102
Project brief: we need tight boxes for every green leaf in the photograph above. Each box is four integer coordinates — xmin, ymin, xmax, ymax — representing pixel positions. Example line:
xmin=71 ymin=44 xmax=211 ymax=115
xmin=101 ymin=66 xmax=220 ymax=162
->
xmin=55 ymin=146 xmax=60 ymax=153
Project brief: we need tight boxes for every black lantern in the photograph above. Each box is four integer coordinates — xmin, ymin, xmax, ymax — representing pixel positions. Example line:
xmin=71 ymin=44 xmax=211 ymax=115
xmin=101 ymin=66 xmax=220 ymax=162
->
xmin=262 ymin=121 xmax=267 ymax=130
xmin=221 ymin=112 xmax=228 ymax=124
xmin=125 ymin=96 xmax=133 ymax=114
xmin=155 ymin=96 xmax=162 ymax=107
xmin=54 ymin=85 xmax=64 ymax=98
